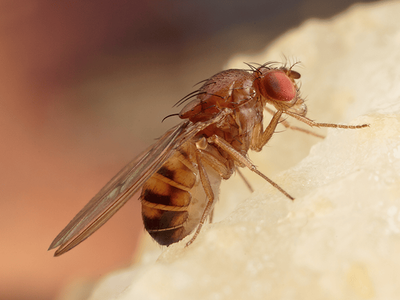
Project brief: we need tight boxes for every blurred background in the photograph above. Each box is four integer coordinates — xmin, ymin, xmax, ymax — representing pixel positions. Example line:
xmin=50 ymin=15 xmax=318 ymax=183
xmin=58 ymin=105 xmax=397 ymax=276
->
xmin=0 ymin=0 xmax=377 ymax=299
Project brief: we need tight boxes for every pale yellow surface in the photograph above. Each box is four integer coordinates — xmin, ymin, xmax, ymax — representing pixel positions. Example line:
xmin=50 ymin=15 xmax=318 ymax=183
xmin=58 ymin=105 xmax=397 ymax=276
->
xmin=76 ymin=2 xmax=400 ymax=299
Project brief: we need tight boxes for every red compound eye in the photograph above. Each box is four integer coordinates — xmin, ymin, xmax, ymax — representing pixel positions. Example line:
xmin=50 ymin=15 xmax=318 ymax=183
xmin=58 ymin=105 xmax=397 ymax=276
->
xmin=262 ymin=70 xmax=296 ymax=102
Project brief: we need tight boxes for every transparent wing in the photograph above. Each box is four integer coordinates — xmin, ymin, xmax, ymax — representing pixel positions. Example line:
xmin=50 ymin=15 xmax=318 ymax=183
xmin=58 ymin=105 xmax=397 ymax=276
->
xmin=49 ymin=121 xmax=190 ymax=256
xmin=49 ymin=109 xmax=232 ymax=256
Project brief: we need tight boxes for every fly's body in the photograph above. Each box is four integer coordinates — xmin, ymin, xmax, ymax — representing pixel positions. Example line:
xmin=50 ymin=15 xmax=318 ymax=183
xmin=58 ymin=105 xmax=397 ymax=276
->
xmin=49 ymin=63 xmax=369 ymax=256
xmin=141 ymin=69 xmax=261 ymax=245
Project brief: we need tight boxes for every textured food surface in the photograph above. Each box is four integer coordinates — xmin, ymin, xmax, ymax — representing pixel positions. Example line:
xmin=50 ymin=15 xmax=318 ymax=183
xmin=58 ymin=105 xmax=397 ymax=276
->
xmin=84 ymin=2 xmax=400 ymax=300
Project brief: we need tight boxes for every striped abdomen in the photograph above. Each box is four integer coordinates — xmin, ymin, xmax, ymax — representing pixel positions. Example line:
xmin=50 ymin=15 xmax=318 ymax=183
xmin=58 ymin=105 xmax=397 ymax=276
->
xmin=140 ymin=143 xmax=221 ymax=245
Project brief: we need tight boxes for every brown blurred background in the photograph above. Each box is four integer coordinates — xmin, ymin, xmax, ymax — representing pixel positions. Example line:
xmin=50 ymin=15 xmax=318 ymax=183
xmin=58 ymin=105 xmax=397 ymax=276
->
xmin=0 ymin=0 xmax=377 ymax=299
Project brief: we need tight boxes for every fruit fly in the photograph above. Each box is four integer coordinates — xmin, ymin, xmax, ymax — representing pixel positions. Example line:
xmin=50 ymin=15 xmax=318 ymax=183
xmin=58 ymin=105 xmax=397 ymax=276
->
xmin=49 ymin=62 xmax=368 ymax=256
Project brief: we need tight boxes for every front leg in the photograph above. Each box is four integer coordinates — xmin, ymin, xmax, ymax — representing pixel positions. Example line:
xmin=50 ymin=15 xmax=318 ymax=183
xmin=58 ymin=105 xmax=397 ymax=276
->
xmin=284 ymin=110 xmax=369 ymax=129
xmin=264 ymin=106 xmax=325 ymax=139
xmin=251 ymin=110 xmax=283 ymax=152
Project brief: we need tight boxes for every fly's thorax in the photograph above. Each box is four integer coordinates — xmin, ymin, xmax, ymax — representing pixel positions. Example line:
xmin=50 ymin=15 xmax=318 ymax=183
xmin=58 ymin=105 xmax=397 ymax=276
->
xmin=179 ymin=69 xmax=256 ymax=123
xmin=234 ymin=98 xmax=264 ymax=139
xmin=188 ymin=98 xmax=263 ymax=161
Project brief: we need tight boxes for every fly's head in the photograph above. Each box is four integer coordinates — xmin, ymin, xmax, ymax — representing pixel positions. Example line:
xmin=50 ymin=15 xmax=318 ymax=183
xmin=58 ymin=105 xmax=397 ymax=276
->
xmin=254 ymin=65 xmax=306 ymax=116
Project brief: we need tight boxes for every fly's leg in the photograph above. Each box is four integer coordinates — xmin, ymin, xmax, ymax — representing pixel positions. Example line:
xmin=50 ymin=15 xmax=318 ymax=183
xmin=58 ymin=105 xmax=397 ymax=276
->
xmin=251 ymin=110 xmax=283 ymax=152
xmin=264 ymin=107 xmax=325 ymax=139
xmin=258 ymin=108 xmax=368 ymax=151
xmin=185 ymin=154 xmax=214 ymax=247
xmin=284 ymin=110 xmax=369 ymax=129
xmin=236 ymin=167 xmax=254 ymax=193
xmin=185 ymin=141 xmax=233 ymax=247
xmin=279 ymin=120 xmax=326 ymax=139
xmin=209 ymin=208 xmax=214 ymax=224
xmin=208 ymin=134 xmax=294 ymax=201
